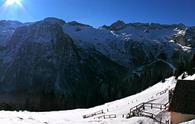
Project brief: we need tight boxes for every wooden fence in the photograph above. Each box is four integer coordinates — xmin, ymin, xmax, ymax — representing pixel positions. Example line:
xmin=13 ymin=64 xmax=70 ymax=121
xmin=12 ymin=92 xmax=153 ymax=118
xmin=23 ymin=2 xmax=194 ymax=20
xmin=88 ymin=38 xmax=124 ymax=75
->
xmin=97 ymin=114 xmax=117 ymax=119
xmin=127 ymin=101 xmax=170 ymax=124
xmin=83 ymin=110 xmax=104 ymax=119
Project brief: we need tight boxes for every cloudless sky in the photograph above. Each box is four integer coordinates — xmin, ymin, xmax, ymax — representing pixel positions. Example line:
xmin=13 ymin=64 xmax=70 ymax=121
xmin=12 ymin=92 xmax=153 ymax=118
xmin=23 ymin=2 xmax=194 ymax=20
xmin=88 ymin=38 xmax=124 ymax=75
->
xmin=0 ymin=0 xmax=194 ymax=27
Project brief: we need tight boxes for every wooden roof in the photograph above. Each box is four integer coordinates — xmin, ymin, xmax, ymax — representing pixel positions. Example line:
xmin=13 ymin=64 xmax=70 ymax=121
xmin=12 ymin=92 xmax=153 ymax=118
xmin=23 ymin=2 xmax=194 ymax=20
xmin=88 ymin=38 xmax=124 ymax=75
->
xmin=169 ymin=80 xmax=195 ymax=114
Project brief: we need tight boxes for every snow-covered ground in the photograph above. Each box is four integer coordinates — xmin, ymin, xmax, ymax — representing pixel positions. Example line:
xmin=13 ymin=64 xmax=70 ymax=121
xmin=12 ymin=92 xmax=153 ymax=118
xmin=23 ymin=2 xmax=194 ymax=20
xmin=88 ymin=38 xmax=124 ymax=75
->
xmin=0 ymin=75 xmax=182 ymax=124
xmin=182 ymin=119 xmax=195 ymax=124
xmin=0 ymin=74 xmax=194 ymax=124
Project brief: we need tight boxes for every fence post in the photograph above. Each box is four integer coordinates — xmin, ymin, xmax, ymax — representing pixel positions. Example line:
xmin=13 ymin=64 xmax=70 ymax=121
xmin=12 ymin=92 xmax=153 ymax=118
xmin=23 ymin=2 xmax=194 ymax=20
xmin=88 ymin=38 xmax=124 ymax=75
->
xmin=160 ymin=118 xmax=162 ymax=124
xmin=143 ymin=103 xmax=145 ymax=110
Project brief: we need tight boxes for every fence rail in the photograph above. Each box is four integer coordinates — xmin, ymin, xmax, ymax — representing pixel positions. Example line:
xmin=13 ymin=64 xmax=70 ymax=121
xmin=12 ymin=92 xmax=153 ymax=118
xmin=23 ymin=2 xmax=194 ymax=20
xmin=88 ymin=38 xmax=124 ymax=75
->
xmin=97 ymin=114 xmax=117 ymax=119
xmin=83 ymin=110 xmax=104 ymax=119
xmin=127 ymin=101 xmax=170 ymax=124
xmin=129 ymin=102 xmax=169 ymax=114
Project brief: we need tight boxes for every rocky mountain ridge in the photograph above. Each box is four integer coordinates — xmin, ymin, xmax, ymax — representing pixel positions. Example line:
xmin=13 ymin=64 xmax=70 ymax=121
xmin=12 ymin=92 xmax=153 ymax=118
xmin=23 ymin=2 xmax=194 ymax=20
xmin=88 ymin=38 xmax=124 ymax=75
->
xmin=0 ymin=17 xmax=194 ymax=111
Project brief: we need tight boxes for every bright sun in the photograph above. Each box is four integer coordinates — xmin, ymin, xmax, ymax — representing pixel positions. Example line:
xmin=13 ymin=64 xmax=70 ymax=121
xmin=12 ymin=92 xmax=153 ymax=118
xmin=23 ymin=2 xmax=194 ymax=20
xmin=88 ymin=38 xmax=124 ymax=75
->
xmin=5 ymin=0 xmax=22 ymax=6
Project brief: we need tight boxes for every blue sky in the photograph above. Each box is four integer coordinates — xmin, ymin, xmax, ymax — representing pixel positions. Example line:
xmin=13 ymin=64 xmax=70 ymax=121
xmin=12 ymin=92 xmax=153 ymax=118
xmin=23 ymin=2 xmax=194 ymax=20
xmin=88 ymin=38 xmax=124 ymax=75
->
xmin=0 ymin=0 xmax=194 ymax=27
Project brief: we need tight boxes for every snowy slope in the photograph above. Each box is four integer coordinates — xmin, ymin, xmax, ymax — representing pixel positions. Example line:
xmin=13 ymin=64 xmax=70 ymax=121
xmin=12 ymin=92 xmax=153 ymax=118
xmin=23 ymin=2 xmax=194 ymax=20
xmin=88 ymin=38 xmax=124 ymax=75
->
xmin=115 ymin=24 xmax=177 ymax=42
xmin=0 ymin=75 xmax=179 ymax=124
xmin=63 ymin=23 xmax=128 ymax=66
xmin=62 ymin=21 xmax=191 ymax=67
xmin=0 ymin=74 xmax=194 ymax=124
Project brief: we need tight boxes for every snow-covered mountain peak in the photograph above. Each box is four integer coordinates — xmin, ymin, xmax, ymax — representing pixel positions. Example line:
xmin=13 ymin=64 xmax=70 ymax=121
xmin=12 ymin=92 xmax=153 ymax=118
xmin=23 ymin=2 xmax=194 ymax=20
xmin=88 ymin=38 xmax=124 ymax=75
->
xmin=62 ymin=19 xmax=194 ymax=67
xmin=99 ymin=21 xmax=188 ymax=43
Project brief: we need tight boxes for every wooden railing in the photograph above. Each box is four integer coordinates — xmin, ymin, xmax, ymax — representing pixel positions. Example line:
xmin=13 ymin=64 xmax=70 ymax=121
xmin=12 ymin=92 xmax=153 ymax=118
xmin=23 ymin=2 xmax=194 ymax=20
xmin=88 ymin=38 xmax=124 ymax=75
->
xmin=97 ymin=114 xmax=117 ymax=119
xmin=83 ymin=110 xmax=104 ymax=119
xmin=83 ymin=88 xmax=173 ymax=122
xmin=127 ymin=101 xmax=170 ymax=123
xmin=129 ymin=102 xmax=169 ymax=114
xmin=143 ymin=102 xmax=169 ymax=110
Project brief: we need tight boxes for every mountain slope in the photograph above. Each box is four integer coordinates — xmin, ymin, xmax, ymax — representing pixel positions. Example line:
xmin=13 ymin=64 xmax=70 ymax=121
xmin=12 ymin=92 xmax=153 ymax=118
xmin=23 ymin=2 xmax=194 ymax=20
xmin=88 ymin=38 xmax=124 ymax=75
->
xmin=0 ymin=17 xmax=194 ymax=110
xmin=0 ymin=18 xmax=129 ymax=110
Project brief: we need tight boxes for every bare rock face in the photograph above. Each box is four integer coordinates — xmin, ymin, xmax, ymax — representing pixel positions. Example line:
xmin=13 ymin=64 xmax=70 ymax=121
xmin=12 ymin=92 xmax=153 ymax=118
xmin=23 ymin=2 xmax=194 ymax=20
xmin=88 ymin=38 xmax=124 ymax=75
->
xmin=173 ymin=29 xmax=188 ymax=46
xmin=0 ymin=19 xmax=129 ymax=111
xmin=0 ymin=20 xmax=23 ymax=46
xmin=110 ymin=20 xmax=126 ymax=30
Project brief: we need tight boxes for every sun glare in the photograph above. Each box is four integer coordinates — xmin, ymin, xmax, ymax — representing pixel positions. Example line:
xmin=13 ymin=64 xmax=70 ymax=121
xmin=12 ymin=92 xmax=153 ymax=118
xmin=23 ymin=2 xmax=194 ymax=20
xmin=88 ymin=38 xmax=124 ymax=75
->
xmin=5 ymin=0 xmax=22 ymax=6
xmin=0 ymin=0 xmax=26 ymax=16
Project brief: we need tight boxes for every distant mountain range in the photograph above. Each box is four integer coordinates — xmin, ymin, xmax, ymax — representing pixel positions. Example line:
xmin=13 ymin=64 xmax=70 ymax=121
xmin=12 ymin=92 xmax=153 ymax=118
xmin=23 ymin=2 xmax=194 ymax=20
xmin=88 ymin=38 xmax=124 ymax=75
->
xmin=0 ymin=17 xmax=194 ymax=111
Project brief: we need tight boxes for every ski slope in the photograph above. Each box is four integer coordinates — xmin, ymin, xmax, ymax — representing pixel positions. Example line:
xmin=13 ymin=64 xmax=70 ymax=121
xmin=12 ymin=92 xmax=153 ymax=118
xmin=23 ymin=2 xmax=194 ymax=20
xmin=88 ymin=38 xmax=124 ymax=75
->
xmin=0 ymin=75 xmax=182 ymax=124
